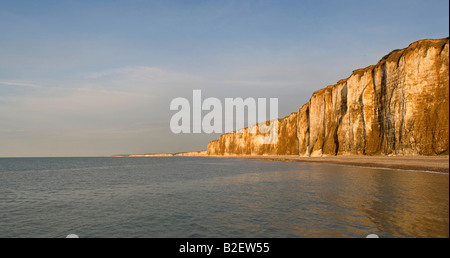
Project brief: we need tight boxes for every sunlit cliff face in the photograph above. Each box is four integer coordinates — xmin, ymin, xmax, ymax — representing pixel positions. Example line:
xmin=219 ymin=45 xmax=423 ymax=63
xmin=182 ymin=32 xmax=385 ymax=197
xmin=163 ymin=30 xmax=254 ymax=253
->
xmin=207 ymin=38 xmax=450 ymax=157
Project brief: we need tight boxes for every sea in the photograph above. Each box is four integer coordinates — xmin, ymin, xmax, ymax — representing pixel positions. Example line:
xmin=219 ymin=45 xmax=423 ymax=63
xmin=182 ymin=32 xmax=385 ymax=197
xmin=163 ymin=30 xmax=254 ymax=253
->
xmin=0 ymin=157 xmax=448 ymax=238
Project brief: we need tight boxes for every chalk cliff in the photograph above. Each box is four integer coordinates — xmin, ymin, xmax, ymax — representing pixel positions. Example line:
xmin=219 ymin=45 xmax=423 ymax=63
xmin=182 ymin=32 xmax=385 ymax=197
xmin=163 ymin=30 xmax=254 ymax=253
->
xmin=207 ymin=38 xmax=449 ymax=156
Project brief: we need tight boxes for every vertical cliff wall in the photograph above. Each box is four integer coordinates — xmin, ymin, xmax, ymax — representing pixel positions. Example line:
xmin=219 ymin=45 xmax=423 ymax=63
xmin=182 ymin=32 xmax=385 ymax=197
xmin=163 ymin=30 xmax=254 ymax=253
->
xmin=207 ymin=38 xmax=449 ymax=156
xmin=207 ymin=112 xmax=299 ymax=155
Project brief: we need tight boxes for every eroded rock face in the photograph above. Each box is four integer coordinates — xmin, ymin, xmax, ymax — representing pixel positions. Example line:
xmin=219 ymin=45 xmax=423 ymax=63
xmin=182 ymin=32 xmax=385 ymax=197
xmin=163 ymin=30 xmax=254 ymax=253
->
xmin=207 ymin=38 xmax=449 ymax=156
xmin=207 ymin=112 xmax=299 ymax=155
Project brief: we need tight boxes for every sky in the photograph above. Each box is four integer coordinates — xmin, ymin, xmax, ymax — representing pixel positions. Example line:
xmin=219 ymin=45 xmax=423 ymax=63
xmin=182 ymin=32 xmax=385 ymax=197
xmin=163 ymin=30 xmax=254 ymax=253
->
xmin=0 ymin=0 xmax=449 ymax=157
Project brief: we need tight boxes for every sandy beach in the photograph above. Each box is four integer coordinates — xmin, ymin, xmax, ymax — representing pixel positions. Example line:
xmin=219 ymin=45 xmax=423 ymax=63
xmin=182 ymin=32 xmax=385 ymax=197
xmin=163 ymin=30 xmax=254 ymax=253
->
xmin=206 ymin=155 xmax=450 ymax=173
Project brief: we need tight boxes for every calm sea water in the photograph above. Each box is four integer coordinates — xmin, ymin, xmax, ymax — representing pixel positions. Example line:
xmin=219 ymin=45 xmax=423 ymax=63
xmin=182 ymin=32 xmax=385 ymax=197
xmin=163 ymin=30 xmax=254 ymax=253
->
xmin=0 ymin=157 xmax=448 ymax=238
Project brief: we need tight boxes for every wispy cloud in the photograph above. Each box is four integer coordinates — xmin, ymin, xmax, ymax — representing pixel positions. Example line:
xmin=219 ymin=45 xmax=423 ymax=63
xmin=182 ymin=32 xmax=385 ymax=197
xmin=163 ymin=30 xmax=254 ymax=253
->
xmin=0 ymin=81 xmax=45 ymax=89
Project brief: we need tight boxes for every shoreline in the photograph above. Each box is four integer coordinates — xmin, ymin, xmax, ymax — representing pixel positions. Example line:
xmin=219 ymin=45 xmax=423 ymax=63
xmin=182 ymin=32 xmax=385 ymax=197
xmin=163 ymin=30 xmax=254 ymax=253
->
xmin=204 ymin=155 xmax=450 ymax=174
xmin=115 ymin=154 xmax=449 ymax=173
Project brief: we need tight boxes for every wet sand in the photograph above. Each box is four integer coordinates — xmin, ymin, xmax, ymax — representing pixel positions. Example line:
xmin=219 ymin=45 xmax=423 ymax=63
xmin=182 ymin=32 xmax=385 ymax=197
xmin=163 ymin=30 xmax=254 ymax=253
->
xmin=207 ymin=155 xmax=449 ymax=173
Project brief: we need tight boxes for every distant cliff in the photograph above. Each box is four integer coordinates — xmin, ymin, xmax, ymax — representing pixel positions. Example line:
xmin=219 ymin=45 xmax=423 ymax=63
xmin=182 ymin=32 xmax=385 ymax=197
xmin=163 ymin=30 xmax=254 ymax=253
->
xmin=123 ymin=151 xmax=208 ymax=157
xmin=208 ymin=38 xmax=449 ymax=156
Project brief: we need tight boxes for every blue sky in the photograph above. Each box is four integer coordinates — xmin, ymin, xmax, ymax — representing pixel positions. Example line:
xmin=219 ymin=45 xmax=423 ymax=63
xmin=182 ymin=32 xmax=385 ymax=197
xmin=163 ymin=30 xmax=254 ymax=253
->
xmin=0 ymin=0 xmax=449 ymax=157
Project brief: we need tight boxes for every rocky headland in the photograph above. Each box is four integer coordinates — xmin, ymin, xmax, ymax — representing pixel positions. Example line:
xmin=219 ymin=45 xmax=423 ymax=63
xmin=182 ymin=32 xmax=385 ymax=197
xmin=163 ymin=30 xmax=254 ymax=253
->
xmin=123 ymin=38 xmax=449 ymax=172
xmin=207 ymin=38 xmax=449 ymax=157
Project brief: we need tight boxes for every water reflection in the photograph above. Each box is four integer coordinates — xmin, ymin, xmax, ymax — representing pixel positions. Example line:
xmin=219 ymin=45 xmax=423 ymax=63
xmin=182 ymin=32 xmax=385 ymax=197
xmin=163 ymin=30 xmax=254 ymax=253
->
xmin=207 ymin=162 xmax=449 ymax=238
xmin=0 ymin=157 xmax=448 ymax=238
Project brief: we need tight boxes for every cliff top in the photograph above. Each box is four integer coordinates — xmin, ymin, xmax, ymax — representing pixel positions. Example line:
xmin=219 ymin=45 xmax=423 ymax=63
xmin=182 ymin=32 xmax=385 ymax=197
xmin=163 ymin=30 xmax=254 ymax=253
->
xmin=315 ymin=37 xmax=449 ymax=95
